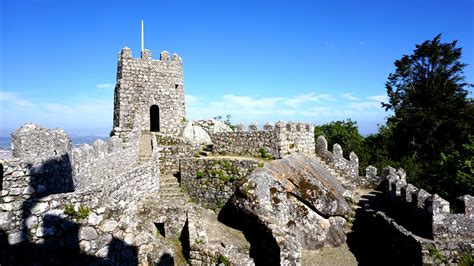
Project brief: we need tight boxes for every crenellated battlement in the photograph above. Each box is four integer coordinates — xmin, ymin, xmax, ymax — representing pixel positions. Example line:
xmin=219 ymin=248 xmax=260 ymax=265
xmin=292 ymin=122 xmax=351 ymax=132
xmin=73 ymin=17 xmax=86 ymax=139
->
xmin=118 ymin=47 xmax=182 ymax=64
xmin=315 ymin=135 xmax=359 ymax=180
xmin=233 ymin=121 xmax=314 ymax=133
xmin=114 ymin=47 xmax=186 ymax=137
xmin=378 ymin=166 xmax=474 ymax=240
xmin=210 ymin=121 xmax=315 ymax=158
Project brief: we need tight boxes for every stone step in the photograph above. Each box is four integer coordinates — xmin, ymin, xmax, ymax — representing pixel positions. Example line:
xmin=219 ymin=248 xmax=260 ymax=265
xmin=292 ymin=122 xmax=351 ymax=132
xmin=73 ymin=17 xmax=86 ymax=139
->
xmin=161 ymin=187 xmax=181 ymax=193
xmin=161 ymin=193 xmax=185 ymax=199
xmin=161 ymin=180 xmax=179 ymax=185
xmin=161 ymin=182 xmax=179 ymax=188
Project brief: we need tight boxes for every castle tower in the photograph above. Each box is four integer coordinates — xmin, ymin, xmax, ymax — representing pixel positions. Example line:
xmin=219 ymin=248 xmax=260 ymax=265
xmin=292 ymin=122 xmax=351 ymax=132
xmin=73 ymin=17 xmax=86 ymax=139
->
xmin=113 ymin=48 xmax=186 ymax=138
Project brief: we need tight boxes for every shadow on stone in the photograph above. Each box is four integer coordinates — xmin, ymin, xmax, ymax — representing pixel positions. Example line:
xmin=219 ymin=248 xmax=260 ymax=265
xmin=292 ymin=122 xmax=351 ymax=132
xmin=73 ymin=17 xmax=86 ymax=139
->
xmin=21 ymin=154 xmax=75 ymax=243
xmin=0 ymin=215 xmax=138 ymax=265
xmin=1 ymin=154 xmax=139 ymax=265
xmin=180 ymin=219 xmax=191 ymax=261
xmin=218 ymin=197 xmax=280 ymax=265
xmin=346 ymin=189 xmax=423 ymax=265
xmin=156 ymin=253 xmax=174 ymax=266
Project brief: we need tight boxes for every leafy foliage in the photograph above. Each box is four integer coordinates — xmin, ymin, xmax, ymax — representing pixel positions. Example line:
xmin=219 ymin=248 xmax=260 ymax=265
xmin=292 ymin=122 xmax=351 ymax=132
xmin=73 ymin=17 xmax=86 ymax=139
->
xmin=314 ymin=119 xmax=370 ymax=174
xmin=314 ymin=35 xmax=473 ymax=202
xmin=381 ymin=34 xmax=474 ymax=201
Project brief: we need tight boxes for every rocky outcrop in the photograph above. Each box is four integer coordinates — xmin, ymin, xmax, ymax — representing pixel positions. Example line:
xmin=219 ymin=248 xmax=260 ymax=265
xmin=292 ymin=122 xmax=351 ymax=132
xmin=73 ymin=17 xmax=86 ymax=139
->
xmin=181 ymin=123 xmax=212 ymax=145
xmin=192 ymin=119 xmax=233 ymax=134
xmin=223 ymin=153 xmax=351 ymax=264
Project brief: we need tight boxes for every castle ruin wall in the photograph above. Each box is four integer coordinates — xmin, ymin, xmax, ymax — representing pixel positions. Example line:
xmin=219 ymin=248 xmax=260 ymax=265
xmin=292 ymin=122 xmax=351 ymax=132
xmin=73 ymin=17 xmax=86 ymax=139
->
xmin=210 ymin=122 xmax=315 ymax=159
xmin=315 ymin=135 xmax=359 ymax=179
xmin=1 ymin=130 xmax=161 ymax=263
xmin=180 ymin=157 xmax=258 ymax=209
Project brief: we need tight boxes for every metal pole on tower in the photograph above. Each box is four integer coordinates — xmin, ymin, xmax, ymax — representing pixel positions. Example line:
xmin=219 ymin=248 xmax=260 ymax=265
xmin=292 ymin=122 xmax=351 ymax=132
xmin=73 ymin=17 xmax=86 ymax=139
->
xmin=141 ymin=20 xmax=144 ymax=52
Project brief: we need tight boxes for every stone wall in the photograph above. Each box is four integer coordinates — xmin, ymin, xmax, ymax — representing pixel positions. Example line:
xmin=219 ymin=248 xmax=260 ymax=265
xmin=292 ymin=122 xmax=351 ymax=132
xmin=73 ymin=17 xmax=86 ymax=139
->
xmin=113 ymin=48 xmax=186 ymax=137
xmin=0 ymin=126 xmax=164 ymax=264
xmin=11 ymin=123 xmax=71 ymax=162
xmin=210 ymin=122 xmax=315 ymax=159
xmin=383 ymin=167 xmax=474 ymax=241
xmin=365 ymin=208 xmax=474 ymax=264
xmin=180 ymin=158 xmax=258 ymax=209
xmin=71 ymin=136 xmax=139 ymax=189
xmin=156 ymin=133 xmax=200 ymax=175
xmin=315 ymin=135 xmax=359 ymax=179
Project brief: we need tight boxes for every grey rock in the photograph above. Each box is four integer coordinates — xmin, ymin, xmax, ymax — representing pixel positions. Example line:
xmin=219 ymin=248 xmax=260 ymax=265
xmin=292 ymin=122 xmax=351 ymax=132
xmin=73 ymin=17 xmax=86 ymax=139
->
xmin=80 ymin=226 xmax=98 ymax=240
xmin=101 ymin=220 xmax=118 ymax=232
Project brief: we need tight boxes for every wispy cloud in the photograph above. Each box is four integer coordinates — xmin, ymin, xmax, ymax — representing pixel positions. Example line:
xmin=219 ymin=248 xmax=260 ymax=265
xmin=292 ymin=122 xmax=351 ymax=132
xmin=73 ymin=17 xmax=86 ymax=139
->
xmin=0 ymin=91 xmax=34 ymax=107
xmin=185 ymin=92 xmax=388 ymax=130
xmin=341 ymin=93 xmax=360 ymax=101
xmin=283 ymin=93 xmax=335 ymax=108
xmin=367 ymin=95 xmax=388 ymax=102
xmin=1 ymin=91 xmax=112 ymax=135
xmin=96 ymin=83 xmax=114 ymax=89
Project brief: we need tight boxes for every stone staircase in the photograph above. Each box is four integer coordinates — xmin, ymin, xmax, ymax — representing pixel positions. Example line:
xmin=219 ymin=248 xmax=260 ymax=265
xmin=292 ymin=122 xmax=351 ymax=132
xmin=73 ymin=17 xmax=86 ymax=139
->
xmin=139 ymin=131 xmax=152 ymax=163
xmin=159 ymin=174 xmax=188 ymax=202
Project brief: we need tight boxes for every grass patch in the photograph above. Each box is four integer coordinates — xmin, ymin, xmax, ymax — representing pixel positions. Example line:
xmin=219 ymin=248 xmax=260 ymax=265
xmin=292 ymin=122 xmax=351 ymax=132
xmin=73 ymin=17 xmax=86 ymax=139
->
xmin=258 ymin=148 xmax=273 ymax=160
xmin=428 ymin=245 xmax=446 ymax=263
xmin=64 ymin=204 xmax=90 ymax=220
xmin=457 ymin=253 xmax=474 ymax=266
xmin=218 ymin=255 xmax=230 ymax=266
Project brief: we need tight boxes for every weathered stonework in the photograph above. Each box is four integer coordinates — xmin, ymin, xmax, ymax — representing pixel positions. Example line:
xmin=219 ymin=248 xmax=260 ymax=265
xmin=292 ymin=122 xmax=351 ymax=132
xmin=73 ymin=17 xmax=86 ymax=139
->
xmin=113 ymin=48 xmax=186 ymax=138
xmin=315 ymin=135 xmax=359 ymax=179
xmin=2 ymin=46 xmax=473 ymax=266
xmin=11 ymin=123 xmax=71 ymax=162
xmin=180 ymin=157 xmax=258 ymax=209
xmin=210 ymin=122 xmax=315 ymax=159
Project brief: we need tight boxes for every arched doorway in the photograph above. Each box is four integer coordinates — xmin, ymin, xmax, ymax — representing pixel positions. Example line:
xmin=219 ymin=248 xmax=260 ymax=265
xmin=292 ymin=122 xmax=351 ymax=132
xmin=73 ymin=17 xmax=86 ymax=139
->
xmin=150 ymin=105 xmax=160 ymax=132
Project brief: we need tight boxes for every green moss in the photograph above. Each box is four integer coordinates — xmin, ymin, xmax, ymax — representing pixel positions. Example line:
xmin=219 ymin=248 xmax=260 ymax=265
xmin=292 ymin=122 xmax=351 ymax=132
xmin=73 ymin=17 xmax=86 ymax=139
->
xmin=196 ymin=171 xmax=205 ymax=179
xmin=195 ymin=239 xmax=205 ymax=245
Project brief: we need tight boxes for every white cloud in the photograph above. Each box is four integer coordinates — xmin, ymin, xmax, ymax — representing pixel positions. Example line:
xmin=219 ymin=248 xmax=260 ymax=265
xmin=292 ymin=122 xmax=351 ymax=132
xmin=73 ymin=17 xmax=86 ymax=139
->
xmin=0 ymin=90 xmax=390 ymax=136
xmin=283 ymin=93 xmax=335 ymax=108
xmin=96 ymin=83 xmax=114 ymax=89
xmin=340 ymin=93 xmax=360 ymax=101
xmin=349 ymin=101 xmax=382 ymax=111
xmin=367 ymin=95 xmax=388 ymax=102
xmin=0 ymin=91 xmax=34 ymax=107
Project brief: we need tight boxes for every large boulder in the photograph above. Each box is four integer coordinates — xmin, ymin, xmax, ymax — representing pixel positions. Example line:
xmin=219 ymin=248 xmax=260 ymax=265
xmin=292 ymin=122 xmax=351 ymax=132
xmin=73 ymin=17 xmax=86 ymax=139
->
xmin=221 ymin=153 xmax=352 ymax=264
xmin=181 ymin=123 xmax=212 ymax=145
xmin=192 ymin=119 xmax=233 ymax=134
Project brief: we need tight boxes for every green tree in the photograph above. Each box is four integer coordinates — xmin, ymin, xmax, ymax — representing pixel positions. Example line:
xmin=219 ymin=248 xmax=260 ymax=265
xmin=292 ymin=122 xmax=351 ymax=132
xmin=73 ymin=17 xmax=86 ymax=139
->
xmin=382 ymin=34 xmax=474 ymax=200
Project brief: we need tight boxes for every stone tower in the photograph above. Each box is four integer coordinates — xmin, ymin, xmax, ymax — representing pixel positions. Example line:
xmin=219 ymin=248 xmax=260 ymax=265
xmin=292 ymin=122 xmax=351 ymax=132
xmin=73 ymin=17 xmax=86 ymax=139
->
xmin=113 ymin=47 xmax=186 ymax=139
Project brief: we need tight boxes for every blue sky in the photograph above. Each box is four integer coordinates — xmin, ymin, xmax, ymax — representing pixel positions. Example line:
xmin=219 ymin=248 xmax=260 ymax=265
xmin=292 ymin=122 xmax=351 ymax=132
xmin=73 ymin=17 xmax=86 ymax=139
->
xmin=1 ymin=0 xmax=473 ymax=136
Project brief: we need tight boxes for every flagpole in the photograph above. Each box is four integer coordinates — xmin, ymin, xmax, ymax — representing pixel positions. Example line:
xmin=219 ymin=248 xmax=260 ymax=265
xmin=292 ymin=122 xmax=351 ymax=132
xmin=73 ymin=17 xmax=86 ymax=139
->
xmin=141 ymin=20 xmax=144 ymax=52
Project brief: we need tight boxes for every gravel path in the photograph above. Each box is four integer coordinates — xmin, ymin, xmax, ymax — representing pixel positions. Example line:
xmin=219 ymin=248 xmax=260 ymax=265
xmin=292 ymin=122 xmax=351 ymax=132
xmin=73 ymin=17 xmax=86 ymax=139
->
xmin=301 ymin=243 xmax=358 ymax=266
